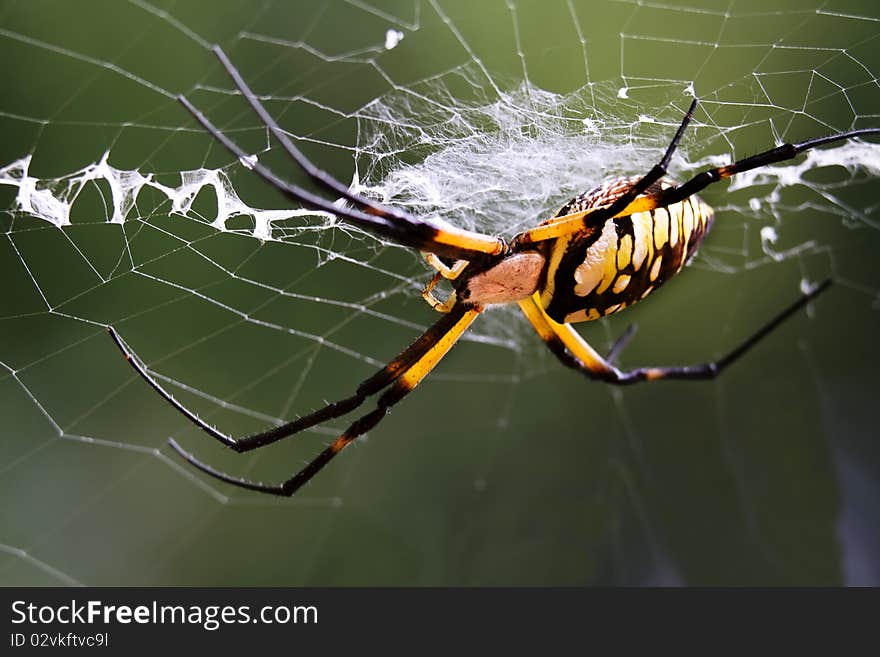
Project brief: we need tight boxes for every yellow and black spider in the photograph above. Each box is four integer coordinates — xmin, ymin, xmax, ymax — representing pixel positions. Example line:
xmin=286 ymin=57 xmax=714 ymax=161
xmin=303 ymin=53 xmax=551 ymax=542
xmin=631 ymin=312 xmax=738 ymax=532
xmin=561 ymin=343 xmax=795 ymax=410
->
xmin=109 ymin=46 xmax=879 ymax=496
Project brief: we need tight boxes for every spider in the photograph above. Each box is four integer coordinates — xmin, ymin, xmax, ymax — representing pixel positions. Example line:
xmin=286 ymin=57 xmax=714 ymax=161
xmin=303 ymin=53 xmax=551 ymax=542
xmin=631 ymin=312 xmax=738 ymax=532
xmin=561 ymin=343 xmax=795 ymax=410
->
xmin=109 ymin=46 xmax=879 ymax=496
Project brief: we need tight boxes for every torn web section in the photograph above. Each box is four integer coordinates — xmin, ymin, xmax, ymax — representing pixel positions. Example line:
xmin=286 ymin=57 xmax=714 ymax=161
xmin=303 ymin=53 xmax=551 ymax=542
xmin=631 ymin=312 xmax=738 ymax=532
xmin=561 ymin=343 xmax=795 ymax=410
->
xmin=0 ymin=150 xmax=330 ymax=242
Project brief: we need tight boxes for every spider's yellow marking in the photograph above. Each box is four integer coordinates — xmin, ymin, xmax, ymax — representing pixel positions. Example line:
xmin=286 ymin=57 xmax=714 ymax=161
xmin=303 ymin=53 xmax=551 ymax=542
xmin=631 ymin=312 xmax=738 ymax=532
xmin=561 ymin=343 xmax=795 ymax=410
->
xmin=613 ymin=275 xmax=631 ymax=293
xmin=563 ymin=307 xmax=601 ymax=323
xmin=641 ymin=285 xmax=654 ymax=299
xmin=680 ymin=199 xmax=694 ymax=257
xmin=617 ymin=234 xmax=633 ymax=270
xmin=605 ymin=303 xmax=622 ymax=315
xmin=573 ymin=222 xmax=617 ymax=296
xmin=649 ymin=256 xmax=663 ymax=282
xmin=669 ymin=202 xmax=680 ymax=247
xmin=653 ymin=207 xmax=670 ymax=249
xmin=595 ymin=269 xmax=617 ymax=294
xmin=631 ymin=211 xmax=653 ymax=270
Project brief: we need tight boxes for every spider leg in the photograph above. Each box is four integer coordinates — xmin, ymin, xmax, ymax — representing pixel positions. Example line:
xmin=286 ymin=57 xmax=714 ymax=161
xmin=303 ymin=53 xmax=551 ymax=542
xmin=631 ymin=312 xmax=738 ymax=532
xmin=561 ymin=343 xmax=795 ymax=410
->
xmin=179 ymin=51 xmax=505 ymax=261
xmin=211 ymin=47 xmax=401 ymax=217
xmin=421 ymin=254 xmax=467 ymax=312
xmin=422 ymin=271 xmax=459 ymax=313
xmin=511 ymin=98 xmax=697 ymax=248
xmin=511 ymin=194 xmax=666 ymax=246
xmin=605 ymin=323 xmax=637 ymax=365
xmin=656 ymin=127 xmax=880 ymax=207
xmin=514 ymin=126 xmax=880 ymax=247
xmin=423 ymin=253 xmax=469 ymax=280
xmin=108 ymin=305 xmax=474 ymax=453
xmin=519 ymin=279 xmax=831 ymax=384
xmin=583 ymin=97 xmax=699 ymax=224
xmin=168 ymin=304 xmax=483 ymax=496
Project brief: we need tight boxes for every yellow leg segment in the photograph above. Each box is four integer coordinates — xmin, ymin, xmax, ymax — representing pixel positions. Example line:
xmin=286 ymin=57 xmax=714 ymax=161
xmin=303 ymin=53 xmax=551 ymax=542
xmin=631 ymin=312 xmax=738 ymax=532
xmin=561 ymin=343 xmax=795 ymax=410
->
xmin=517 ymin=294 xmax=616 ymax=377
xmin=430 ymin=221 xmax=507 ymax=256
xmin=424 ymin=253 xmax=469 ymax=279
xmin=395 ymin=305 xmax=483 ymax=394
xmin=422 ymin=253 xmax=468 ymax=313
xmin=512 ymin=194 xmax=670 ymax=246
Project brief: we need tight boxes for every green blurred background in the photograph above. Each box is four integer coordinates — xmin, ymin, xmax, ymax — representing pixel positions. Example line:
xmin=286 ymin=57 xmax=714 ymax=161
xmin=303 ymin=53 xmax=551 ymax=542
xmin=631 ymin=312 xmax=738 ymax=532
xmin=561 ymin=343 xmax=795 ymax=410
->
xmin=1 ymin=0 xmax=878 ymax=586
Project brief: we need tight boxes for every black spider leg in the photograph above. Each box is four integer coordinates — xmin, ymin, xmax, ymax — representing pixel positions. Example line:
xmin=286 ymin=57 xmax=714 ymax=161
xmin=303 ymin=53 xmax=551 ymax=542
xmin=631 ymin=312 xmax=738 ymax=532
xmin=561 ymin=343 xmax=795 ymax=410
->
xmin=545 ymin=279 xmax=832 ymax=383
xmin=575 ymin=127 xmax=879 ymax=379
xmin=654 ymin=128 xmax=880 ymax=208
xmin=585 ymin=97 xmax=700 ymax=225
xmin=166 ymin=385 xmax=393 ymax=496
xmin=107 ymin=307 xmax=469 ymax=452
xmin=211 ymin=46 xmax=391 ymax=218
xmin=165 ymin=304 xmax=483 ymax=496
xmin=178 ymin=96 xmax=490 ymax=260
xmin=605 ymin=324 xmax=637 ymax=365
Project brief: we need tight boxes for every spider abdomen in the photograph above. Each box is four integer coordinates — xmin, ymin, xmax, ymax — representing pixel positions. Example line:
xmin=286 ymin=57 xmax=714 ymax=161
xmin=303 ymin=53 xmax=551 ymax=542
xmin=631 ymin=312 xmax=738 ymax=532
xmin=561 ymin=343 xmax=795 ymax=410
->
xmin=540 ymin=179 xmax=714 ymax=324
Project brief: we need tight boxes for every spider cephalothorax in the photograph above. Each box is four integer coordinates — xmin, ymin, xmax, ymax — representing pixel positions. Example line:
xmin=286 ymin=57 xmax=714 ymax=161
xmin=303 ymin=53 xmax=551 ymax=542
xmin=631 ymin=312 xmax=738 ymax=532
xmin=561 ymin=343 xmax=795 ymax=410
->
xmin=109 ymin=45 xmax=878 ymax=496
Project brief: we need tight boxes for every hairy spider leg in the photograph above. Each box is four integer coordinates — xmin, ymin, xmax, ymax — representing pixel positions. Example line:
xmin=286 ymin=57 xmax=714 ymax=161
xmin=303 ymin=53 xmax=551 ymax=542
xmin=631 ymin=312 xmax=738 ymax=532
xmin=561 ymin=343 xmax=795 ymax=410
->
xmin=165 ymin=304 xmax=483 ymax=495
xmin=108 ymin=305 xmax=475 ymax=453
xmin=649 ymin=128 xmax=880 ymax=208
xmin=514 ymin=126 xmax=880 ymax=247
xmin=518 ymin=278 xmax=832 ymax=383
xmin=421 ymin=254 xmax=469 ymax=311
xmin=179 ymin=49 xmax=505 ymax=261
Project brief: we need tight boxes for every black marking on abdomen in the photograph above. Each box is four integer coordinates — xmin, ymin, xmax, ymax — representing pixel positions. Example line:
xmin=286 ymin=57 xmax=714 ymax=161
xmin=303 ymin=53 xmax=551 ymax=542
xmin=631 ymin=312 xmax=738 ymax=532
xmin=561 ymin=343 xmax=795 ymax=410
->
xmin=543 ymin=192 xmax=714 ymax=323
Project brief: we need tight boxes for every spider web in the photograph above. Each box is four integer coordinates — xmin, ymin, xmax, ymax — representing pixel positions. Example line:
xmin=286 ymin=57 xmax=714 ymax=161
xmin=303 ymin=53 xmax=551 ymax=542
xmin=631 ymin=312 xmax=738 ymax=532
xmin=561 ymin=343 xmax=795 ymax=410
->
xmin=1 ymin=0 xmax=879 ymax=586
